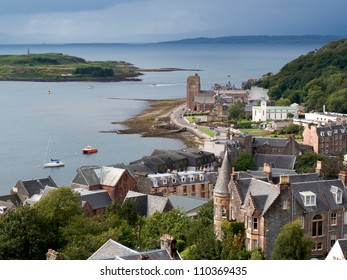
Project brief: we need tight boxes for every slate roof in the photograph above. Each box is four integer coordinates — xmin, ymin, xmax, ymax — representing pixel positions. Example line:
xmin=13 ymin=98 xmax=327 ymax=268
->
xmin=252 ymin=137 xmax=290 ymax=148
xmin=75 ymin=188 xmax=112 ymax=210
xmin=72 ymin=166 xmax=100 ymax=187
xmin=213 ymin=152 xmax=231 ymax=195
xmin=88 ymin=239 xmax=137 ymax=260
xmin=119 ymin=249 xmax=176 ymax=260
xmin=168 ymin=195 xmax=209 ymax=213
xmin=254 ymin=153 xmax=296 ymax=170
xmin=100 ymin=166 xmax=125 ymax=186
xmin=243 ymin=179 xmax=280 ymax=215
xmin=337 ymin=239 xmax=347 ymax=254
xmin=20 ymin=176 xmax=57 ymax=197
xmin=0 ymin=194 xmax=21 ymax=205
xmin=25 ymin=185 xmax=57 ymax=205
xmin=316 ymin=124 xmax=346 ymax=137
xmin=291 ymin=179 xmax=347 ymax=213
xmin=126 ymin=163 xmax=154 ymax=177
xmin=88 ymin=239 xmax=180 ymax=260
xmin=72 ymin=165 xmax=127 ymax=187
xmin=124 ymin=191 xmax=172 ymax=217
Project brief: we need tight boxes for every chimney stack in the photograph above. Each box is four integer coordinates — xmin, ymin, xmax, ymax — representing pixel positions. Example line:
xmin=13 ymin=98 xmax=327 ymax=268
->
xmin=264 ymin=163 xmax=273 ymax=182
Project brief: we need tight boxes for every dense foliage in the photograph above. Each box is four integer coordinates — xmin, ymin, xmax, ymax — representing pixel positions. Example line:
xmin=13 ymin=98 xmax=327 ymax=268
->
xmin=256 ymin=38 xmax=347 ymax=113
xmin=272 ymin=220 xmax=314 ymax=260
xmin=0 ymin=191 xmax=265 ymax=260
xmin=294 ymin=151 xmax=346 ymax=178
xmin=233 ymin=152 xmax=256 ymax=171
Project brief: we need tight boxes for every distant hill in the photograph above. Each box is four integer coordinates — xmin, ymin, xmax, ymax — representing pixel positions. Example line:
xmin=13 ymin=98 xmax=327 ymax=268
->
xmin=255 ymin=38 xmax=347 ymax=113
xmin=159 ymin=35 xmax=343 ymax=45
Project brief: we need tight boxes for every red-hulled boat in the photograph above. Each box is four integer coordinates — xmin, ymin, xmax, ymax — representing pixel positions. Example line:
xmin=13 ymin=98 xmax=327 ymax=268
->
xmin=82 ymin=145 xmax=98 ymax=154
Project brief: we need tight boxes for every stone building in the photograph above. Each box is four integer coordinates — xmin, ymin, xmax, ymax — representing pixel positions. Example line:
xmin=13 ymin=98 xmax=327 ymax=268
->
xmin=302 ymin=122 xmax=347 ymax=155
xmin=213 ymin=153 xmax=347 ymax=259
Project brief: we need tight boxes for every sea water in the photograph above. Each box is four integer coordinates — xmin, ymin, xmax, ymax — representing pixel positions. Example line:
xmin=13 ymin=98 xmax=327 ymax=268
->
xmin=0 ymin=42 xmax=323 ymax=194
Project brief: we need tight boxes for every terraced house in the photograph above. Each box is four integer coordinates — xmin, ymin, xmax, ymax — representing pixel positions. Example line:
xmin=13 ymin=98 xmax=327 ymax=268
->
xmin=214 ymin=152 xmax=347 ymax=259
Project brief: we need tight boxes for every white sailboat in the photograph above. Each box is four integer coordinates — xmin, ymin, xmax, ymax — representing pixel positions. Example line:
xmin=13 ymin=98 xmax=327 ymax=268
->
xmin=43 ymin=137 xmax=64 ymax=168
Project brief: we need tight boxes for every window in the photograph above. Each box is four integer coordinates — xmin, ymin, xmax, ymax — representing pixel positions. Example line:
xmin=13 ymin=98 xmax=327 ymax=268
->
xmin=172 ymin=177 xmax=176 ymax=184
xmin=300 ymin=191 xmax=316 ymax=206
xmin=344 ymin=211 xmax=347 ymax=225
xmin=222 ymin=206 xmax=227 ymax=219
xmin=252 ymin=239 xmax=258 ymax=249
xmin=330 ymin=234 xmax=337 ymax=248
xmin=300 ymin=216 xmax=305 ymax=229
xmin=331 ymin=186 xmax=343 ymax=204
xmin=313 ymin=242 xmax=323 ymax=251
xmin=282 ymin=199 xmax=288 ymax=210
xmin=331 ymin=213 xmax=337 ymax=226
xmin=312 ymin=214 xmax=323 ymax=237
xmin=253 ymin=217 xmax=258 ymax=230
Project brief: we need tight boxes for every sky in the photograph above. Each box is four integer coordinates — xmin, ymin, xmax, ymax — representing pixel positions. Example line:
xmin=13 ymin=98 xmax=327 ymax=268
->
xmin=0 ymin=0 xmax=346 ymax=44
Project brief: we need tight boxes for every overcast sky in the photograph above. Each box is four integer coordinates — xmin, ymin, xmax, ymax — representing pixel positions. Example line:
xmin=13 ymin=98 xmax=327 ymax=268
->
xmin=0 ymin=0 xmax=346 ymax=43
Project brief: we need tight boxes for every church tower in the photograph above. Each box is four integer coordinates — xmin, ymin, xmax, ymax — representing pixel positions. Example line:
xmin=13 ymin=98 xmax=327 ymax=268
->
xmin=186 ymin=73 xmax=201 ymax=111
xmin=213 ymin=150 xmax=231 ymax=240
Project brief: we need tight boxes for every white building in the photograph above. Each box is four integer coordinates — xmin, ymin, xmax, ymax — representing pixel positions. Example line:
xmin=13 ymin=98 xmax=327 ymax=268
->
xmin=326 ymin=238 xmax=347 ymax=260
xmin=252 ymin=99 xmax=299 ymax=122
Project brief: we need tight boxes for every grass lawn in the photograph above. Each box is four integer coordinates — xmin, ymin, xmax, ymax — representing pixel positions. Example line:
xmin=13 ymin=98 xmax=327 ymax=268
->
xmin=198 ymin=128 xmax=216 ymax=137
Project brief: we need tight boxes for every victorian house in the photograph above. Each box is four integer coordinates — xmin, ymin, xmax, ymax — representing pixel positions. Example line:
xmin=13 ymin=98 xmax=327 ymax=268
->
xmin=213 ymin=152 xmax=347 ymax=259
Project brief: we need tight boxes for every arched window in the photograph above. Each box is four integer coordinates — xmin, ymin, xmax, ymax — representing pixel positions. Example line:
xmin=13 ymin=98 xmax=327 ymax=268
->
xmin=312 ymin=214 xmax=323 ymax=237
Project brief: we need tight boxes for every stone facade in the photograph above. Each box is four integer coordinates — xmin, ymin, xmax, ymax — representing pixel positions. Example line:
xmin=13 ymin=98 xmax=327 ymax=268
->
xmin=302 ymin=123 xmax=347 ymax=155
xmin=214 ymin=153 xmax=347 ymax=259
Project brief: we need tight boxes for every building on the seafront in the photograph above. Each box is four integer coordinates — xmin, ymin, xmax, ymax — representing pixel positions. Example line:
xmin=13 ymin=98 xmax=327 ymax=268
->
xmin=213 ymin=151 xmax=347 ymax=259
xmin=186 ymin=73 xmax=268 ymax=117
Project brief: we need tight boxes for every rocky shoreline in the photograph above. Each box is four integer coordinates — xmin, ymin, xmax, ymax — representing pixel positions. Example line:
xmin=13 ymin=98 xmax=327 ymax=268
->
xmin=107 ymin=98 xmax=200 ymax=148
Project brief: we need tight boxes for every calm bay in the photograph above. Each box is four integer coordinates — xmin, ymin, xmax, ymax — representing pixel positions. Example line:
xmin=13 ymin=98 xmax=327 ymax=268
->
xmin=0 ymin=42 xmax=324 ymax=194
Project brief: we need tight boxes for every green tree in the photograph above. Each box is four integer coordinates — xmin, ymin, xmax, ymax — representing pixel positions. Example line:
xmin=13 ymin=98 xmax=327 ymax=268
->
xmin=326 ymin=88 xmax=347 ymax=114
xmin=0 ymin=205 xmax=51 ymax=259
xmin=275 ymin=98 xmax=291 ymax=106
xmin=268 ymin=85 xmax=283 ymax=100
xmin=183 ymin=201 xmax=221 ymax=260
xmin=33 ymin=187 xmax=83 ymax=250
xmin=228 ymin=101 xmax=246 ymax=121
xmin=272 ymin=220 xmax=314 ymax=260
xmin=295 ymin=151 xmax=324 ymax=174
xmin=221 ymin=221 xmax=245 ymax=259
xmin=233 ymin=152 xmax=256 ymax=171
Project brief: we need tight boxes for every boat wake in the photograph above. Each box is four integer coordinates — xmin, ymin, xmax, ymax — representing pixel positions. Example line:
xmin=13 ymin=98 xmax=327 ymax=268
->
xmin=149 ymin=83 xmax=182 ymax=87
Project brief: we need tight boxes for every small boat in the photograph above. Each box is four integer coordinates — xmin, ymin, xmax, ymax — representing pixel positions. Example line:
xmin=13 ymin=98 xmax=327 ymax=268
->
xmin=82 ymin=145 xmax=98 ymax=154
xmin=149 ymin=83 xmax=157 ymax=86
xmin=87 ymin=85 xmax=94 ymax=89
xmin=43 ymin=159 xmax=65 ymax=168
xmin=43 ymin=137 xmax=64 ymax=168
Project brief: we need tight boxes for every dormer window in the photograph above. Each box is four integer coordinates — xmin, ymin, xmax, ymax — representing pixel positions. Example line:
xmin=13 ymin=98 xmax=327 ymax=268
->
xmin=152 ymin=179 xmax=158 ymax=187
xmin=300 ymin=191 xmax=316 ymax=207
xmin=189 ymin=175 xmax=195 ymax=182
xmin=181 ymin=176 xmax=186 ymax=183
xmin=331 ymin=186 xmax=343 ymax=204
xmin=199 ymin=174 xmax=204 ymax=181
xmin=171 ymin=177 xmax=176 ymax=184
xmin=320 ymin=132 xmax=325 ymax=137
xmin=327 ymin=131 xmax=332 ymax=136
xmin=161 ymin=178 xmax=167 ymax=185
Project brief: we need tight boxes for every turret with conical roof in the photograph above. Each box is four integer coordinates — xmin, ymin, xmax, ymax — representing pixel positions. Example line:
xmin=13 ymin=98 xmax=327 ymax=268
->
xmin=213 ymin=151 xmax=232 ymax=240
